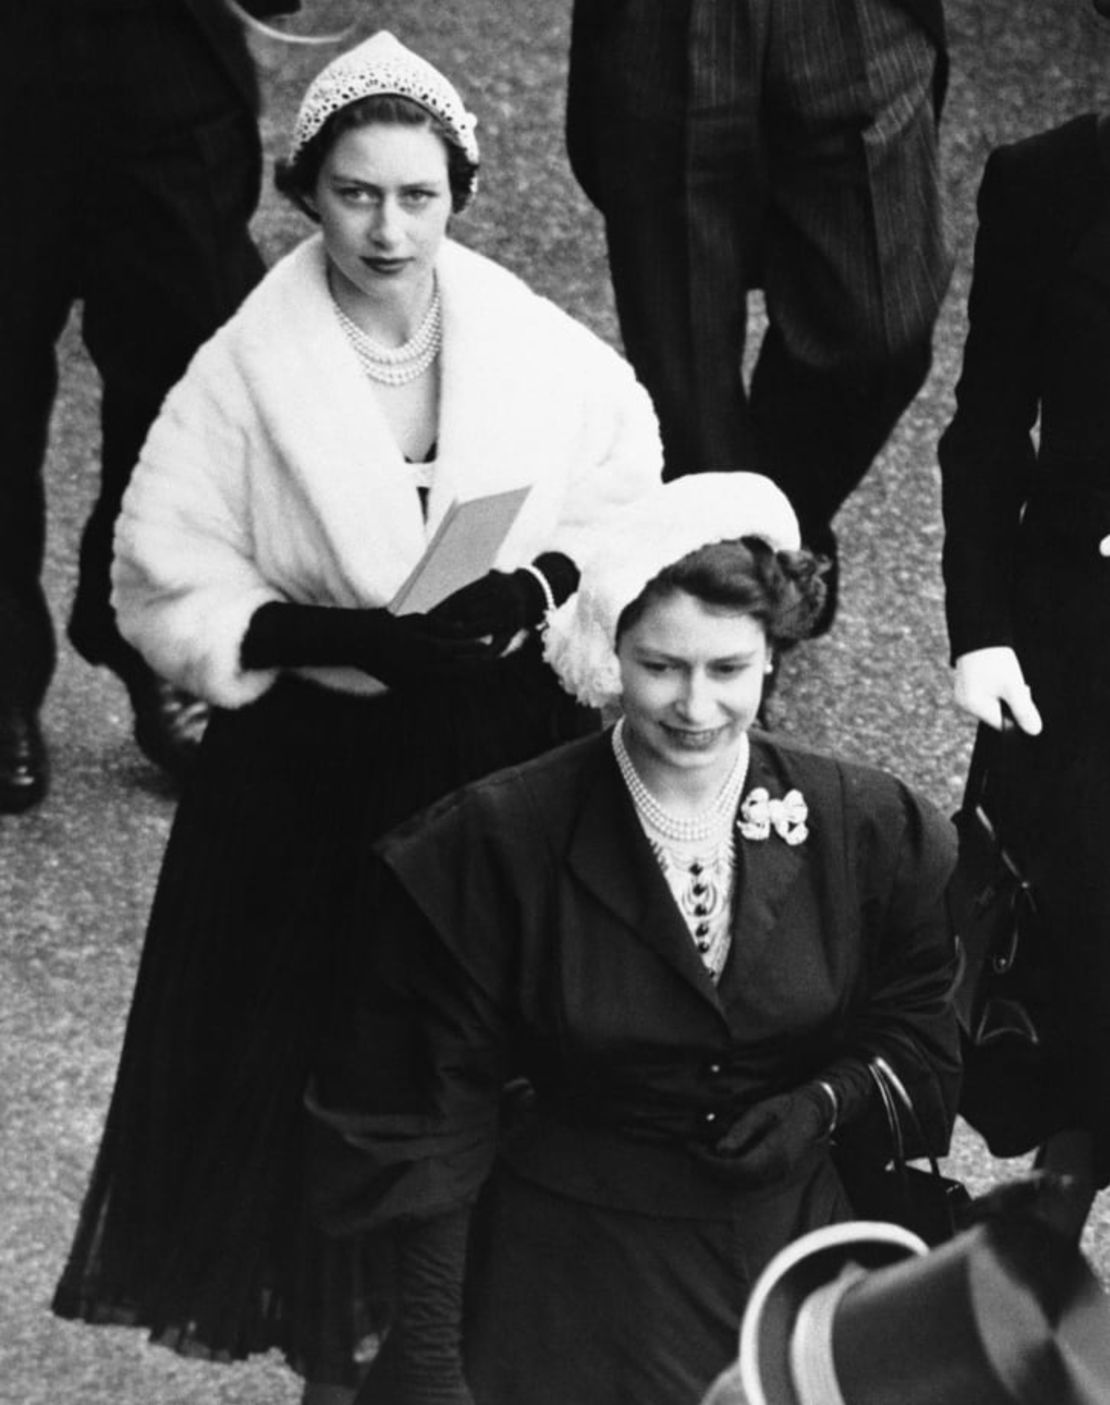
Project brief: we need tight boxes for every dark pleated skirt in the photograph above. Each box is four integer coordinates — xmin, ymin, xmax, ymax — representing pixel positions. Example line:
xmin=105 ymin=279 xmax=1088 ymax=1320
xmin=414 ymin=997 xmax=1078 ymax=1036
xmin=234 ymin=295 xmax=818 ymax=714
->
xmin=52 ymin=643 xmax=594 ymax=1385
xmin=463 ymin=1158 xmax=849 ymax=1405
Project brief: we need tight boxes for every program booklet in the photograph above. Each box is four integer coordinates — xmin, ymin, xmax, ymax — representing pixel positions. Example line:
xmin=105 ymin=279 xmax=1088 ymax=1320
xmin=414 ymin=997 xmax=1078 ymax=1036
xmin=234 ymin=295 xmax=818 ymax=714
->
xmin=389 ymin=485 xmax=532 ymax=614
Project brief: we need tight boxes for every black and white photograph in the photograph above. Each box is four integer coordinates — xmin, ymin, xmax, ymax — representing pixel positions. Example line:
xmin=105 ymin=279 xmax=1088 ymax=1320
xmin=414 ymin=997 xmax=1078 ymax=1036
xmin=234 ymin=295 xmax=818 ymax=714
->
xmin=6 ymin=2 xmax=1110 ymax=1402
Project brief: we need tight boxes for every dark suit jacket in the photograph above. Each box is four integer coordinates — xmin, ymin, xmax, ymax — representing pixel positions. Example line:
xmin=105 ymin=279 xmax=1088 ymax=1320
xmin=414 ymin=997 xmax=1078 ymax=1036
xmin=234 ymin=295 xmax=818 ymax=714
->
xmin=181 ymin=0 xmax=258 ymax=111
xmin=313 ymin=730 xmax=959 ymax=1231
xmin=570 ymin=0 xmax=949 ymax=149
xmin=940 ymin=114 xmax=1110 ymax=661
xmin=183 ymin=0 xmax=300 ymax=112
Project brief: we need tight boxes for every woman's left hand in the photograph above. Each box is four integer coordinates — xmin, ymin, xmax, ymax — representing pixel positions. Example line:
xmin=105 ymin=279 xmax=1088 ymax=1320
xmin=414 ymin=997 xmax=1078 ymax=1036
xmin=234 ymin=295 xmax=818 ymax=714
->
xmin=696 ymin=1085 xmax=831 ymax=1186
xmin=425 ymin=553 xmax=579 ymax=642
xmin=425 ymin=568 xmax=544 ymax=643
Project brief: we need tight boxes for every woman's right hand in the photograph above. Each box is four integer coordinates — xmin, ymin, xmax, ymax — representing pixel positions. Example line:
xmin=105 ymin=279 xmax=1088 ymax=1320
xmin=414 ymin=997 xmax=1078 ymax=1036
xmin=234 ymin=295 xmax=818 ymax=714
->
xmin=953 ymin=647 xmax=1042 ymax=735
xmin=360 ymin=610 xmax=498 ymax=686
xmin=239 ymin=602 xmax=497 ymax=686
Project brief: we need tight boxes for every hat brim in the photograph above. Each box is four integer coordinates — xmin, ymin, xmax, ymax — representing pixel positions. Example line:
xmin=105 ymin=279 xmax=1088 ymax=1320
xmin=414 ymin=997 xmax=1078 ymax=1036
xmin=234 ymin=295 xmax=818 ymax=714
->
xmin=738 ymin=1221 xmax=928 ymax=1405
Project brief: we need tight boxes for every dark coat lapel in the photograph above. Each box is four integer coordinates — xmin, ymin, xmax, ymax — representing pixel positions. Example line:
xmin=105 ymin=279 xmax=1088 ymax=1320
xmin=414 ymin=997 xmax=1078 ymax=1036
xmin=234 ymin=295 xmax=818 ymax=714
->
xmin=565 ymin=745 xmax=725 ymax=1014
xmin=724 ymin=735 xmax=808 ymax=986
xmin=1064 ymin=116 xmax=1110 ymax=290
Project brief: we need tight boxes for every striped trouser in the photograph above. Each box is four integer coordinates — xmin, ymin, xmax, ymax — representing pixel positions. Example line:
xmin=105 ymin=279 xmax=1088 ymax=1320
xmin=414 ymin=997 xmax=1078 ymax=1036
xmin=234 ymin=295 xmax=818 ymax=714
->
xmin=567 ymin=0 xmax=953 ymax=526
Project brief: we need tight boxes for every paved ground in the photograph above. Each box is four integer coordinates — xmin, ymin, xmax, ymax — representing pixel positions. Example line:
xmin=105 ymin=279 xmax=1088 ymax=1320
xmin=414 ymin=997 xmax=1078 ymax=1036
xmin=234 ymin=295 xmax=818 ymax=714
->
xmin=4 ymin=2 xmax=1110 ymax=1401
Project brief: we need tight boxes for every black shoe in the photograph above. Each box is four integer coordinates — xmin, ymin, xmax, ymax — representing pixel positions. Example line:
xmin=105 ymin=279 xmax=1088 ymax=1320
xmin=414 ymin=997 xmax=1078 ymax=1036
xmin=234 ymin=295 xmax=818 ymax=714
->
xmin=118 ymin=665 xmax=209 ymax=782
xmin=0 ymin=704 xmax=48 ymax=813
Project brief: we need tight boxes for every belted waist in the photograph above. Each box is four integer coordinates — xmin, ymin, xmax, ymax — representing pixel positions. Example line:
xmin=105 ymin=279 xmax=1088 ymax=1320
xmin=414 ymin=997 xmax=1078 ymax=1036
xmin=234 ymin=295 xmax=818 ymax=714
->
xmin=500 ymin=1103 xmax=829 ymax=1220
xmin=542 ymin=1085 xmax=746 ymax=1147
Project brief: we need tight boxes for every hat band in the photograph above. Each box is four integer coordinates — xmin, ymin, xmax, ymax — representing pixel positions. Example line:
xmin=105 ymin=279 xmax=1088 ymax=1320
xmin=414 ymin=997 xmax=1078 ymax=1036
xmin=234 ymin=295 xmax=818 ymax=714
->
xmin=789 ymin=1267 xmax=864 ymax=1405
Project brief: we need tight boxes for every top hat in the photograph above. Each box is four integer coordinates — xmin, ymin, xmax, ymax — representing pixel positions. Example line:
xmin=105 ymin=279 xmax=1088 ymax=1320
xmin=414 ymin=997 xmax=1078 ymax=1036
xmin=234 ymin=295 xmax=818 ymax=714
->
xmin=737 ymin=1217 xmax=1110 ymax=1405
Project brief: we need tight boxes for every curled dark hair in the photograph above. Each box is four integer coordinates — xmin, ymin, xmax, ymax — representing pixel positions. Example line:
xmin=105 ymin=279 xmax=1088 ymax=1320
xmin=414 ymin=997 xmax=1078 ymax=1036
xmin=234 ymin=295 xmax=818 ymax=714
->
xmin=615 ymin=537 xmax=828 ymax=647
xmin=274 ymin=93 xmax=478 ymax=218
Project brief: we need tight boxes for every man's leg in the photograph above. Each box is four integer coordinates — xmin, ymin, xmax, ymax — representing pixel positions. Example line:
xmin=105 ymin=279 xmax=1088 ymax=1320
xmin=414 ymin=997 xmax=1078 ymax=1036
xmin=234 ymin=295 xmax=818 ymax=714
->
xmin=0 ymin=6 xmax=77 ymax=808
xmin=70 ymin=3 xmax=264 ymax=674
xmin=71 ymin=4 xmax=264 ymax=777
xmin=751 ymin=0 xmax=950 ymax=537
xmin=566 ymin=0 xmax=766 ymax=481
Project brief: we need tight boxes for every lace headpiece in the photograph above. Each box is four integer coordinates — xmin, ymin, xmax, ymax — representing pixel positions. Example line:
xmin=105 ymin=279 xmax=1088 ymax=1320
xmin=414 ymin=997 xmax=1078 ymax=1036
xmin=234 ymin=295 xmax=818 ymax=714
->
xmin=543 ymin=473 xmax=801 ymax=710
xmin=289 ymin=31 xmax=479 ymax=206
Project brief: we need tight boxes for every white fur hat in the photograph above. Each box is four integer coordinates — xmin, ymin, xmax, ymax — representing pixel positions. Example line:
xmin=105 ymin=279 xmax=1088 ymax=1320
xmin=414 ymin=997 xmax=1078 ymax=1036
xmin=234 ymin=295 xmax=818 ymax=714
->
xmin=543 ymin=472 xmax=800 ymax=710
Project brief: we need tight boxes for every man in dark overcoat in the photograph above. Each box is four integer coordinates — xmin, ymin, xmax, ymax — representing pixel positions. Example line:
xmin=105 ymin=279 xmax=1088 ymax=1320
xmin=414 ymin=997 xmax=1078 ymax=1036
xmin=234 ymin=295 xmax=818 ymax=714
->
xmin=0 ymin=0 xmax=293 ymax=810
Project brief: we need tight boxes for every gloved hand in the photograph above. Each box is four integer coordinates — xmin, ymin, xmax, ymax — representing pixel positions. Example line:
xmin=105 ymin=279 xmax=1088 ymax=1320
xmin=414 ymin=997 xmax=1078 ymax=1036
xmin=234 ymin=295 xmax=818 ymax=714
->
xmin=424 ymin=552 xmax=579 ymax=643
xmin=953 ymin=646 xmax=1042 ymax=735
xmin=352 ymin=609 xmax=500 ymax=686
xmin=240 ymin=601 xmax=497 ymax=688
xmin=694 ymin=1084 xmax=834 ymax=1188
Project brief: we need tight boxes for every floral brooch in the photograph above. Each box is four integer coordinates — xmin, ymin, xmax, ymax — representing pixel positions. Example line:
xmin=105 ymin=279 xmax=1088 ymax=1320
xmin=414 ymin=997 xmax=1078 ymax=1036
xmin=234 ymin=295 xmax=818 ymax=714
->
xmin=738 ymin=787 xmax=809 ymax=846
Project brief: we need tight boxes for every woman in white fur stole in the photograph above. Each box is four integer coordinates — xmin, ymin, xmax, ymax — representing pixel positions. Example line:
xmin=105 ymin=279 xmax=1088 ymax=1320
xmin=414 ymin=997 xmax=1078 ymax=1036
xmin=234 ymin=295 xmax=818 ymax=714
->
xmin=52 ymin=31 xmax=662 ymax=1405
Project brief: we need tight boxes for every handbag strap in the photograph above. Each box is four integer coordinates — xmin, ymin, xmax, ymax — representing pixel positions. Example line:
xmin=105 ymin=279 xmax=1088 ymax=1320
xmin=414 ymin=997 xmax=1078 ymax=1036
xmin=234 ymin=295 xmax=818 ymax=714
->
xmin=868 ymin=1055 xmax=945 ymax=1182
xmin=962 ymin=709 xmax=1017 ymax=816
xmin=868 ymin=1058 xmax=910 ymax=1201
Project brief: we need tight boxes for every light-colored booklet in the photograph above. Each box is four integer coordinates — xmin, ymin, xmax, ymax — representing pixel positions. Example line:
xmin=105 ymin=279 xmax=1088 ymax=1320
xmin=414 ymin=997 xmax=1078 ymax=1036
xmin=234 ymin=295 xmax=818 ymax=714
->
xmin=389 ymin=486 xmax=532 ymax=614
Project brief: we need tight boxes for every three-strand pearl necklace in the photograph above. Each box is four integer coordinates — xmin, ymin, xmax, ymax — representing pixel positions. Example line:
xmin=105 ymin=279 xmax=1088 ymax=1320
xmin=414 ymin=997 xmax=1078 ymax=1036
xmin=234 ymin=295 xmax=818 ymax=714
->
xmin=612 ymin=720 xmax=749 ymax=981
xmin=333 ymin=286 xmax=443 ymax=386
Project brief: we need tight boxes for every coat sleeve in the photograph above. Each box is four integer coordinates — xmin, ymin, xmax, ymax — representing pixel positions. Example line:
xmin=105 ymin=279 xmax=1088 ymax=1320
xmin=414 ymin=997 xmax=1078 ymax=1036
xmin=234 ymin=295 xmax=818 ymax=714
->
xmin=308 ymin=778 xmax=549 ymax=1404
xmin=111 ymin=346 xmax=285 ymax=708
xmin=835 ymin=771 xmax=961 ymax=1159
xmin=938 ymin=142 xmax=1047 ymax=662
xmin=308 ymin=788 xmax=522 ymax=1236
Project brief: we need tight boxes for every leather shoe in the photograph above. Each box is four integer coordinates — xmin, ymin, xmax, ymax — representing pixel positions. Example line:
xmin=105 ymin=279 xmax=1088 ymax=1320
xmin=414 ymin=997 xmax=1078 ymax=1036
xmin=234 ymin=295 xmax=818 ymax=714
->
xmin=119 ymin=665 xmax=209 ymax=782
xmin=0 ymin=704 xmax=48 ymax=814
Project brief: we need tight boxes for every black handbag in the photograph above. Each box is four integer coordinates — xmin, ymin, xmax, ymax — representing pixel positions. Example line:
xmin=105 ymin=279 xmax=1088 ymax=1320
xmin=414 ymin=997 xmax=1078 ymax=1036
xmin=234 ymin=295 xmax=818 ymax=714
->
xmin=947 ymin=720 xmax=1058 ymax=1155
xmin=835 ymin=1056 xmax=971 ymax=1246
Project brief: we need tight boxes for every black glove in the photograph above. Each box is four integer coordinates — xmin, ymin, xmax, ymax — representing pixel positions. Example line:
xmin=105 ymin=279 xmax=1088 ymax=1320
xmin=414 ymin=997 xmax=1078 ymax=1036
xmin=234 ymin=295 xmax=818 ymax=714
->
xmin=240 ymin=602 xmax=497 ymax=688
xmin=424 ymin=552 xmax=579 ymax=643
xmin=694 ymin=1084 xmax=834 ymax=1188
xmin=354 ymin=1208 xmax=475 ymax=1405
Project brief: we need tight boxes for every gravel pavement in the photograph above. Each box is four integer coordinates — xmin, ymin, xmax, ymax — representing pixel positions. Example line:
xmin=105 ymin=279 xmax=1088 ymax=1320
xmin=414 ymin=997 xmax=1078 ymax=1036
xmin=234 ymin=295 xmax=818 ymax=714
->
xmin=4 ymin=2 xmax=1110 ymax=1401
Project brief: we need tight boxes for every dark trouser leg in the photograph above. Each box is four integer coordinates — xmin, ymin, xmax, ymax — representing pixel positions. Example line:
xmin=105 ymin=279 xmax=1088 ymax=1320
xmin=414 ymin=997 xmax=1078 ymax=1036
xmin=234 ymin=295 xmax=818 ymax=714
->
xmin=0 ymin=334 xmax=66 ymax=710
xmin=0 ymin=11 xmax=74 ymax=709
xmin=750 ymin=329 xmax=933 ymax=539
xmin=567 ymin=0 xmax=765 ymax=481
xmin=68 ymin=2 xmax=264 ymax=673
xmin=602 ymin=184 xmax=758 ymax=482
xmin=751 ymin=0 xmax=950 ymax=536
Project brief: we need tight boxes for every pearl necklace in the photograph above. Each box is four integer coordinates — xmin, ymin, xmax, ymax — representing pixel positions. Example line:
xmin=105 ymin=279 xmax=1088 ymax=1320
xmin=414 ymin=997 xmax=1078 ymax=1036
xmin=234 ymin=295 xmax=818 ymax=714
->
xmin=611 ymin=719 xmax=749 ymax=844
xmin=333 ymin=288 xmax=442 ymax=386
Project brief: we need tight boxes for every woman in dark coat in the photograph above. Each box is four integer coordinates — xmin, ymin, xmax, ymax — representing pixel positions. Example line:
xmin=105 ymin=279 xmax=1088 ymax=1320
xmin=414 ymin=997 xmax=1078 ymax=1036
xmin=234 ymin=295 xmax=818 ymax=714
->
xmin=311 ymin=473 xmax=961 ymax=1405
xmin=940 ymin=106 xmax=1110 ymax=1234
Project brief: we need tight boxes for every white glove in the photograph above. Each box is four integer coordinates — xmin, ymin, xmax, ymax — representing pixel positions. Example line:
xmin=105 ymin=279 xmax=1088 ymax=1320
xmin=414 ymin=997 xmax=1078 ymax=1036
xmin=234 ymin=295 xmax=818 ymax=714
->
xmin=953 ymin=646 xmax=1042 ymax=735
